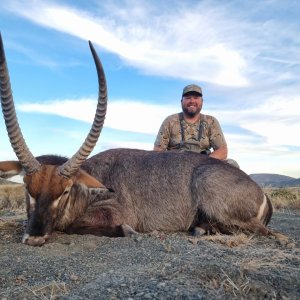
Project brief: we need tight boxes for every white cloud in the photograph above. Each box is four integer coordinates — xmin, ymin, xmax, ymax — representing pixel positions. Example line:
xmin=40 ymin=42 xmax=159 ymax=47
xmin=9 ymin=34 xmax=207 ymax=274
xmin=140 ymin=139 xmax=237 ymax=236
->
xmin=203 ymin=93 xmax=300 ymax=153
xmin=2 ymin=0 xmax=251 ymax=87
xmin=2 ymin=0 xmax=299 ymax=89
xmin=18 ymin=95 xmax=300 ymax=150
xmin=98 ymin=140 xmax=153 ymax=152
xmin=18 ymin=98 xmax=177 ymax=134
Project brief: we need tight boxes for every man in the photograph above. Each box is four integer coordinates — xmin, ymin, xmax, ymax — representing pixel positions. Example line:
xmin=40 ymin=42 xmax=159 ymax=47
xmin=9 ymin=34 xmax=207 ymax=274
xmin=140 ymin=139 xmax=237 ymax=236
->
xmin=154 ymin=84 xmax=239 ymax=167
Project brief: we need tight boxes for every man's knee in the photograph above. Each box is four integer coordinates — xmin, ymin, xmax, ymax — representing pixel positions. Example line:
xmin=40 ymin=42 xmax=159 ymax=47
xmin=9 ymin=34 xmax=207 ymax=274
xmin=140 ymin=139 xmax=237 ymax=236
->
xmin=225 ymin=158 xmax=240 ymax=168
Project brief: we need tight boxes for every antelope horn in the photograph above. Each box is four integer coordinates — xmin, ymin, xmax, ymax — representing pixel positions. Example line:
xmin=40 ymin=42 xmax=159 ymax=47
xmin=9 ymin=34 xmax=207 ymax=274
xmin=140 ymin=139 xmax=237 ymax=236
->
xmin=58 ymin=41 xmax=107 ymax=177
xmin=0 ymin=32 xmax=41 ymax=174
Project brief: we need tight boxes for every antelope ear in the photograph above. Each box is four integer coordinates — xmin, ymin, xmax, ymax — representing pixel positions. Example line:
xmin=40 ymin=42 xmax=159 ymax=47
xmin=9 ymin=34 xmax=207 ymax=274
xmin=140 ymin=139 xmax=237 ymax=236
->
xmin=73 ymin=169 xmax=106 ymax=188
xmin=0 ymin=161 xmax=24 ymax=178
xmin=89 ymin=187 xmax=115 ymax=202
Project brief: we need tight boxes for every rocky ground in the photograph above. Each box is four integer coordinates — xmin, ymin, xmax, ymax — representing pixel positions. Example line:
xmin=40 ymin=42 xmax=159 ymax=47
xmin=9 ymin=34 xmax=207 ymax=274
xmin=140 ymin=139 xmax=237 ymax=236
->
xmin=0 ymin=210 xmax=299 ymax=299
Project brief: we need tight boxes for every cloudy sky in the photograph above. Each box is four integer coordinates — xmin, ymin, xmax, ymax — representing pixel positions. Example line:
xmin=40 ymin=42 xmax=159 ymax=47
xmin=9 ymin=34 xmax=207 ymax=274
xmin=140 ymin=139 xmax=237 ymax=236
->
xmin=0 ymin=0 xmax=299 ymax=178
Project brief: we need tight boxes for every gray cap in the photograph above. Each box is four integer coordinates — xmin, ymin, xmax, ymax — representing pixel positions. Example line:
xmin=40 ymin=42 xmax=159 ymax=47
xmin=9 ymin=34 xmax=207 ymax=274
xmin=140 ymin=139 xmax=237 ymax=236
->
xmin=182 ymin=84 xmax=202 ymax=96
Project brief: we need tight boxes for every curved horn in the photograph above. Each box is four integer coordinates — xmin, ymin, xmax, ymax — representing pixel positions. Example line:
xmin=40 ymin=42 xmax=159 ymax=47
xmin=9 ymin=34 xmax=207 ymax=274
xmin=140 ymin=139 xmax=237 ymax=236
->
xmin=0 ymin=33 xmax=41 ymax=174
xmin=58 ymin=41 xmax=107 ymax=177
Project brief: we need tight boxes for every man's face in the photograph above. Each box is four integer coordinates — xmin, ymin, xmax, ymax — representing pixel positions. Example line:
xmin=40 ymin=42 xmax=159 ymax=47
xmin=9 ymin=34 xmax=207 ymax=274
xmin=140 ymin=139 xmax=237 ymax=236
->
xmin=181 ymin=92 xmax=203 ymax=117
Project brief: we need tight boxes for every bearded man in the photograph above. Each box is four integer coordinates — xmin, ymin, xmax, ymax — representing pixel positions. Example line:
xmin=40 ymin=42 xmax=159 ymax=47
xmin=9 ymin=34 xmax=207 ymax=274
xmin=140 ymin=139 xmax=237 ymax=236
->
xmin=154 ymin=84 xmax=238 ymax=166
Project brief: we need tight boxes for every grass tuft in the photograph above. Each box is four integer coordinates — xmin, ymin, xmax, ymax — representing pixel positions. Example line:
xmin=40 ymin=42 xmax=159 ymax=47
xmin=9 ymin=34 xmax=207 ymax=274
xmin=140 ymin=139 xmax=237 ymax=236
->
xmin=24 ymin=281 xmax=68 ymax=299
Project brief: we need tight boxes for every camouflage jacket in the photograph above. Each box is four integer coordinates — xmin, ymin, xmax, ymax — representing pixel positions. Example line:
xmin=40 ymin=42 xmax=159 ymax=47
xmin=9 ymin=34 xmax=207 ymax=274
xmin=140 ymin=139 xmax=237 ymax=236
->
xmin=154 ymin=113 xmax=227 ymax=153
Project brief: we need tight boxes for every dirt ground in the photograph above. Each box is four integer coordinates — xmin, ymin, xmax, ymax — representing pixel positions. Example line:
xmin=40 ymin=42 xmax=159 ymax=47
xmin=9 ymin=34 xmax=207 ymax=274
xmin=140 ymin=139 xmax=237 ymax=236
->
xmin=0 ymin=210 xmax=299 ymax=300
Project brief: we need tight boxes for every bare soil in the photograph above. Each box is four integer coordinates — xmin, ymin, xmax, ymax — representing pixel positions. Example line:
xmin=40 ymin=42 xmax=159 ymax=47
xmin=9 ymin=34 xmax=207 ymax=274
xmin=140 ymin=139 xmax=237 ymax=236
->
xmin=0 ymin=209 xmax=299 ymax=300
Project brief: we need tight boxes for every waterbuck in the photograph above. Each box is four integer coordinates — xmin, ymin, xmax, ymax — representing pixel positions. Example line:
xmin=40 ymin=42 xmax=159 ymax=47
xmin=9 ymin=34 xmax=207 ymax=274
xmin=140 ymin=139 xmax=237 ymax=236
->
xmin=0 ymin=33 xmax=273 ymax=246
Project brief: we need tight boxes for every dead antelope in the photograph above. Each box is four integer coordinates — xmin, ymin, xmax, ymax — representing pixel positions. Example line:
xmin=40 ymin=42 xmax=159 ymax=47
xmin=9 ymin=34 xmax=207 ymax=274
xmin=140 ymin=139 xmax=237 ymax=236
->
xmin=0 ymin=33 xmax=273 ymax=246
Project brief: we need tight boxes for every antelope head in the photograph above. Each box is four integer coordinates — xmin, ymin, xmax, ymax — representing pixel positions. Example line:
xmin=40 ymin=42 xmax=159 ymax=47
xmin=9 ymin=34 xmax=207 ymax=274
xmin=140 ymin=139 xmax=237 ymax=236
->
xmin=0 ymin=33 xmax=110 ymax=246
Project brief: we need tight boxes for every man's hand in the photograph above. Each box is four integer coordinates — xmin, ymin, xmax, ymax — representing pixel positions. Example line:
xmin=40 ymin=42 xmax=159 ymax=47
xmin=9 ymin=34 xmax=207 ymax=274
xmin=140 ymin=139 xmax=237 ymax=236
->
xmin=209 ymin=145 xmax=228 ymax=160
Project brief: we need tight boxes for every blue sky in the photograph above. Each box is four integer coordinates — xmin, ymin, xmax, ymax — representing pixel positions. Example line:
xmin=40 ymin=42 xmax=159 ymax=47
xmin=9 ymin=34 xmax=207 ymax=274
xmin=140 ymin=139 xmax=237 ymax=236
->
xmin=0 ymin=0 xmax=299 ymax=178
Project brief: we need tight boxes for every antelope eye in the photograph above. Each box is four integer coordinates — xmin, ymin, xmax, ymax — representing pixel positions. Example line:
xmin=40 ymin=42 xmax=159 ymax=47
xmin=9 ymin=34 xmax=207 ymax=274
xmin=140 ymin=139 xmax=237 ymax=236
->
xmin=62 ymin=189 xmax=70 ymax=196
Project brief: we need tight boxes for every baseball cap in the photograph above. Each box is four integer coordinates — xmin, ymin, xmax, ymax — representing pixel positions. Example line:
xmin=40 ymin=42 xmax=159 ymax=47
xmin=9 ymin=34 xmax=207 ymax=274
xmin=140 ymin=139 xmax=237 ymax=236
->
xmin=182 ymin=84 xmax=202 ymax=96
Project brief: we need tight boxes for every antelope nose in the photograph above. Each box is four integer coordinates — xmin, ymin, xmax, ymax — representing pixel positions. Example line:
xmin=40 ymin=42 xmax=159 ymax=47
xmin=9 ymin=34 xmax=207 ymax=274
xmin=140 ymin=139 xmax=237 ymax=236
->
xmin=22 ymin=233 xmax=47 ymax=246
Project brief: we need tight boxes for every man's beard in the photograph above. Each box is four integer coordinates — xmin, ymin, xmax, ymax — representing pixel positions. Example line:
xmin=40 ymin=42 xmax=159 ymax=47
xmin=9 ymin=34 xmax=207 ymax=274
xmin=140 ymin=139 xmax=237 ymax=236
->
xmin=182 ymin=106 xmax=201 ymax=117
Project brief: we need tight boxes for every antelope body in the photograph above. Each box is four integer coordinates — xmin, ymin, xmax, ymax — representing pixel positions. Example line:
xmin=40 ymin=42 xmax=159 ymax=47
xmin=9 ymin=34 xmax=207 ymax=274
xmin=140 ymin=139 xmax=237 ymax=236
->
xmin=0 ymin=33 xmax=273 ymax=246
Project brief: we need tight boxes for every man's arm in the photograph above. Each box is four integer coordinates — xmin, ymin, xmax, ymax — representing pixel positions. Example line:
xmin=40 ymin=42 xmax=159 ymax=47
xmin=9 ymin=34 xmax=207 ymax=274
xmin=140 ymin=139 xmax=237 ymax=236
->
xmin=209 ymin=116 xmax=228 ymax=160
xmin=209 ymin=144 xmax=228 ymax=160
xmin=153 ymin=145 xmax=165 ymax=152
xmin=153 ymin=116 xmax=173 ymax=151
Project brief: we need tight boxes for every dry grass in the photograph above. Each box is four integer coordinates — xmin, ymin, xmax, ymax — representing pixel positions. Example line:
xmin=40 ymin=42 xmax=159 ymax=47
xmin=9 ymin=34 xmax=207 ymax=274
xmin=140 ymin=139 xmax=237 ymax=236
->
xmin=0 ymin=183 xmax=25 ymax=211
xmin=23 ymin=281 xmax=69 ymax=300
xmin=188 ymin=233 xmax=254 ymax=248
xmin=220 ymin=269 xmax=253 ymax=298
xmin=241 ymin=250 xmax=300 ymax=273
xmin=0 ymin=219 xmax=23 ymax=232
xmin=0 ymin=218 xmax=25 ymax=242
xmin=264 ymin=187 xmax=300 ymax=211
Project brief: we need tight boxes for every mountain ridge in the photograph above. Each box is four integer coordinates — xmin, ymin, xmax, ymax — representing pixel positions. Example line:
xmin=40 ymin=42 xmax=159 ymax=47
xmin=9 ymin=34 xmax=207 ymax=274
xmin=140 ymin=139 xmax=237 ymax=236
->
xmin=249 ymin=173 xmax=300 ymax=187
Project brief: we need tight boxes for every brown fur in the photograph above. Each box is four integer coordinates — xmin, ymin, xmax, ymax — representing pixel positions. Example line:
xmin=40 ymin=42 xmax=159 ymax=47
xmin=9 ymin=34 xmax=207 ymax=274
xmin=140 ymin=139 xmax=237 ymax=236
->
xmin=0 ymin=150 xmax=273 ymax=246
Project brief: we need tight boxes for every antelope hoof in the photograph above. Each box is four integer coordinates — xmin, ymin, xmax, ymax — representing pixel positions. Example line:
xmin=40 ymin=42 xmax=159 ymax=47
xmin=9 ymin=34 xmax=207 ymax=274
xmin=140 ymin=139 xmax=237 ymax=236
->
xmin=192 ymin=226 xmax=207 ymax=236
xmin=121 ymin=224 xmax=138 ymax=237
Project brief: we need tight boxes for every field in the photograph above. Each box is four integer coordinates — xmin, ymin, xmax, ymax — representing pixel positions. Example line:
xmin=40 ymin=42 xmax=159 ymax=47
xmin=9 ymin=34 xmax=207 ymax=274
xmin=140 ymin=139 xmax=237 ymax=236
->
xmin=264 ymin=187 xmax=300 ymax=210
xmin=0 ymin=184 xmax=299 ymax=299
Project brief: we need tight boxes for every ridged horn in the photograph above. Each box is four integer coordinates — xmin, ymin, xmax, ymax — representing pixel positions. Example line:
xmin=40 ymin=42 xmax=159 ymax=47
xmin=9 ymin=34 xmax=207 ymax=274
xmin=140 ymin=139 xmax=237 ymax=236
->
xmin=58 ymin=41 xmax=107 ymax=177
xmin=0 ymin=32 xmax=41 ymax=174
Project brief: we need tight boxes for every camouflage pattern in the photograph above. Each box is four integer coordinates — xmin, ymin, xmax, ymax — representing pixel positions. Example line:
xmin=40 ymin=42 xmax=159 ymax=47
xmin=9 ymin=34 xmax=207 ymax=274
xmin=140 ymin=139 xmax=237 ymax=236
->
xmin=154 ymin=113 xmax=227 ymax=153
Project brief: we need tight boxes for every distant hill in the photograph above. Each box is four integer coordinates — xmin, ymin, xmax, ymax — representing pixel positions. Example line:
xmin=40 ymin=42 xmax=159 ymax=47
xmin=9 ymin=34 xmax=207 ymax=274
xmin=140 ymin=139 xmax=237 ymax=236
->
xmin=250 ymin=173 xmax=300 ymax=187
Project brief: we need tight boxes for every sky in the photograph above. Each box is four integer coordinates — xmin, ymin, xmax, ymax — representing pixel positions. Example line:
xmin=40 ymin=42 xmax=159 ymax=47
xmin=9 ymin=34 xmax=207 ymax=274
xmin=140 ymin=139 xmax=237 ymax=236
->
xmin=0 ymin=0 xmax=299 ymax=179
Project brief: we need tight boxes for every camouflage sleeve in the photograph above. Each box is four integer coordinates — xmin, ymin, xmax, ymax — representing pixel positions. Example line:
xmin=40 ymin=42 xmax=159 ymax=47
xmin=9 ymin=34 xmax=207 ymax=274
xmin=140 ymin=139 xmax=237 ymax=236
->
xmin=209 ymin=116 xmax=227 ymax=150
xmin=154 ymin=116 xmax=173 ymax=150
